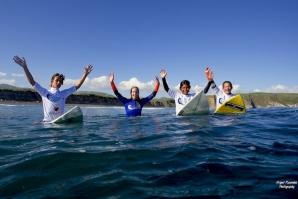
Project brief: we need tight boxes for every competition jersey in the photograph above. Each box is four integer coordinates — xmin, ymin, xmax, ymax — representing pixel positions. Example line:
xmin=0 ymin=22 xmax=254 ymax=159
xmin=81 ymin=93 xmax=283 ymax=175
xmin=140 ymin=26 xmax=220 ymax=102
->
xmin=34 ymin=82 xmax=76 ymax=122
xmin=117 ymin=93 xmax=155 ymax=117
xmin=211 ymin=86 xmax=234 ymax=108
xmin=168 ymin=88 xmax=196 ymax=115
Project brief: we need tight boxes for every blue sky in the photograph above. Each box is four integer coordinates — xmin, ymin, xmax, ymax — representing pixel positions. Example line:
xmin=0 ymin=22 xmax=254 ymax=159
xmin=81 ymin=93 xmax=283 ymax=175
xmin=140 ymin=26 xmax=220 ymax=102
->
xmin=0 ymin=0 xmax=297 ymax=98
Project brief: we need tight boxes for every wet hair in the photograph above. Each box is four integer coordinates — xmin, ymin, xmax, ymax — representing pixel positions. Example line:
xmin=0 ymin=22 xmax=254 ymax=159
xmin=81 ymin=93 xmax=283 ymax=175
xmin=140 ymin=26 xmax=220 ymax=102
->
xmin=222 ymin=81 xmax=233 ymax=89
xmin=180 ymin=80 xmax=191 ymax=89
xmin=130 ymin=86 xmax=140 ymax=106
xmin=51 ymin=73 xmax=65 ymax=86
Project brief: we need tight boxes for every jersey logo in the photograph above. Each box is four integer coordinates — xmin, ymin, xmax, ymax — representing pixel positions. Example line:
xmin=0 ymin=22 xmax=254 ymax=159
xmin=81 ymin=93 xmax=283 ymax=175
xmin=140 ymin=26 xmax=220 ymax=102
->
xmin=178 ymin=98 xmax=185 ymax=105
xmin=46 ymin=93 xmax=62 ymax=103
xmin=219 ymin=98 xmax=223 ymax=104
xmin=54 ymin=107 xmax=59 ymax=111
xmin=128 ymin=105 xmax=140 ymax=110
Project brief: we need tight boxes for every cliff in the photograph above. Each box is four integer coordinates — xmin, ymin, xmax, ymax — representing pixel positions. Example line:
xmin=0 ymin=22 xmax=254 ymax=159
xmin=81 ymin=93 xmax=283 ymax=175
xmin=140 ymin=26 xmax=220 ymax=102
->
xmin=1 ymin=89 xmax=298 ymax=108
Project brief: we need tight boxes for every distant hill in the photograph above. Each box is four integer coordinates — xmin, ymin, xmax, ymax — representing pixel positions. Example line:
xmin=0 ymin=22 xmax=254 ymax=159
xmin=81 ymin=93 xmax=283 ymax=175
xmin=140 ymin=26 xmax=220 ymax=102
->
xmin=0 ymin=84 xmax=18 ymax=89
xmin=1 ymin=86 xmax=298 ymax=108
xmin=74 ymin=91 xmax=115 ymax=98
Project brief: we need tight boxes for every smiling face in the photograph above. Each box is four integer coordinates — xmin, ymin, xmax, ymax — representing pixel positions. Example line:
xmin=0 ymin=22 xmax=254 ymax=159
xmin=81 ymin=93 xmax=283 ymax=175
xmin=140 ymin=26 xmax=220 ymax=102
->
xmin=180 ymin=84 xmax=190 ymax=95
xmin=130 ymin=87 xmax=139 ymax=100
xmin=223 ymin=82 xmax=232 ymax=95
xmin=51 ymin=76 xmax=63 ymax=88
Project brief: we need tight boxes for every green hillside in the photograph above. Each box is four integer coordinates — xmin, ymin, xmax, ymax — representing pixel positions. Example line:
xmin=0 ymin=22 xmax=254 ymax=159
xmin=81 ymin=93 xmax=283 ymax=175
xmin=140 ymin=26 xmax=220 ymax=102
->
xmin=0 ymin=86 xmax=298 ymax=108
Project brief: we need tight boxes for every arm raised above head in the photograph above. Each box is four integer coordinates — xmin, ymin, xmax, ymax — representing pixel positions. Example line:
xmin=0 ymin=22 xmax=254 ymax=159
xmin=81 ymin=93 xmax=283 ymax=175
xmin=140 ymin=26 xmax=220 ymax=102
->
xmin=154 ymin=76 xmax=160 ymax=92
xmin=204 ymin=67 xmax=216 ymax=94
xmin=75 ymin=64 xmax=93 ymax=90
xmin=109 ymin=72 xmax=121 ymax=97
xmin=160 ymin=69 xmax=169 ymax=92
xmin=13 ymin=55 xmax=35 ymax=86
xmin=151 ymin=76 xmax=160 ymax=98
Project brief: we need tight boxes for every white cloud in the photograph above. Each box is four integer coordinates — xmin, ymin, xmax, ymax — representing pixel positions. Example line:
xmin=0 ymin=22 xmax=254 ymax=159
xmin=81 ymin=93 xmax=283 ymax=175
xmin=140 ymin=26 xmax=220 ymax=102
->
xmin=264 ymin=84 xmax=298 ymax=93
xmin=215 ymin=84 xmax=242 ymax=94
xmin=232 ymin=84 xmax=241 ymax=93
xmin=0 ymin=79 xmax=15 ymax=85
xmin=12 ymin=73 xmax=24 ymax=77
xmin=0 ymin=72 xmax=7 ymax=76
xmin=118 ymin=77 xmax=156 ymax=91
xmin=173 ymin=83 xmax=180 ymax=91
xmin=252 ymin=89 xmax=261 ymax=92
xmin=171 ymin=83 xmax=204 ymax=93
xmin=64 ymin=76 xmax=110 ymax=89
xmin=192 ymin=85 xmax=204 ymax=93
xmin=64 ymin=76 xmax=159 ymax=91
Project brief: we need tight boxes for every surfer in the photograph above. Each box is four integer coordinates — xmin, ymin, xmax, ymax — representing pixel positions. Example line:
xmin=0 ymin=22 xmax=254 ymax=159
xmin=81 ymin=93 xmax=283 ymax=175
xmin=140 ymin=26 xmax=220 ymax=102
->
xmin=13 ymin=55 xmax=93 ymax=122
xmin=109 ymin=72 xmax=160 ymax=117
xmin=204 ymin=67 xmax=234 ymax=109
xmin=160 ymin=69 xmax=196 ymax=115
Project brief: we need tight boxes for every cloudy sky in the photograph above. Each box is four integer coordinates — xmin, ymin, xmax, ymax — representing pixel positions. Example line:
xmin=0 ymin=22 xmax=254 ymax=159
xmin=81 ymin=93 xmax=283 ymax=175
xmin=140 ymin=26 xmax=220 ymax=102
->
xmin=0 ymin=0 xmax=297 ymax=98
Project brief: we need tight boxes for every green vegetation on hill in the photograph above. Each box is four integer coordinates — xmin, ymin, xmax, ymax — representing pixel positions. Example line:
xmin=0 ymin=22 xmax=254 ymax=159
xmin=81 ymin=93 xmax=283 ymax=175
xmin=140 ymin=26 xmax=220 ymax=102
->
xmin=74 ymin=91 xmax=115 ymax=98
xmin=0 ymin=85 xmax=35 ymax=92
xmin=1 ymin=86 xmax=298 ymax=108
xmin=239 ymin=93 xmax=298 ymax=107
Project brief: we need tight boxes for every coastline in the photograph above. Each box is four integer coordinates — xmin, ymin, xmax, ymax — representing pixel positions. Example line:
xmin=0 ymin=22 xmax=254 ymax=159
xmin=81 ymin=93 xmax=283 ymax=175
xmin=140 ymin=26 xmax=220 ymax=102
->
xmin=0 ymin=100 xmax=120 ymax=108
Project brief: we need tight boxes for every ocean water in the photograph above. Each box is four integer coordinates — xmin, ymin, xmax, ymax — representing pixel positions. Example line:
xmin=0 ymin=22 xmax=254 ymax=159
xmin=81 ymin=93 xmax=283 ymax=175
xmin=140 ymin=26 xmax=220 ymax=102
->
xmin=0 ymin=104 xmax=297 ymax=198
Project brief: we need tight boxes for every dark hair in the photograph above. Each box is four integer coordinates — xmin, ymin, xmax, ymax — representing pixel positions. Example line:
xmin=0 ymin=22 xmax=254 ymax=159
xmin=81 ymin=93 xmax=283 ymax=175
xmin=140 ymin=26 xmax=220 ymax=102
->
xmin=222 ymin=81 xmax=233 ymax=89
xmin=130 ymin=86 xmax=140 ymax=106
xmin=51 ymin=73 xmax=65 ymax=86
xmin=180 ymin=80 xmax=191 ymax=89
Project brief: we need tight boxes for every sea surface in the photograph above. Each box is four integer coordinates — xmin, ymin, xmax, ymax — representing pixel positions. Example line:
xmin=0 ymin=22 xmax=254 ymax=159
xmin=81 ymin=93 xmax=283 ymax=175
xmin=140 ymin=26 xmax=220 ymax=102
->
xmin=0 ymin=104 xmax=297 ymax=198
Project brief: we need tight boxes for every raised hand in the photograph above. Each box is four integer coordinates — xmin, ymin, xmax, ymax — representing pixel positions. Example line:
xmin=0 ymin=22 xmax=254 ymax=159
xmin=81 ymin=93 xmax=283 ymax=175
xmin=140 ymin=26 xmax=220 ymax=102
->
xmin=205 ymin=67 xmax=214 ymax=81
xmin=12 ymin=55 xmax=35 ymax=86
xmin=13 ymin=55 xmax=27 ymax=68
xmin=109 ymin=72 xmax=114 ymax=82
xmin=160 ymin=69 xmax=167 ymax=78
xmin=84 ymin=64 xmax=93 ymax=75
xmin=155 ymin=76 xmax=160 ymax=84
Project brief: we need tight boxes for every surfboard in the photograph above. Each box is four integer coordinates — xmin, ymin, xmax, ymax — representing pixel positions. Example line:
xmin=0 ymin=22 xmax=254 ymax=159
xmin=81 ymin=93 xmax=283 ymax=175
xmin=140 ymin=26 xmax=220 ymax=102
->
xmin=177 ymin=90 xmax=209 ymax=116
xmin=51 ymin=106 xmax=83 ymax=123
xmin=214 ymin=94 xmax=246 ymax=114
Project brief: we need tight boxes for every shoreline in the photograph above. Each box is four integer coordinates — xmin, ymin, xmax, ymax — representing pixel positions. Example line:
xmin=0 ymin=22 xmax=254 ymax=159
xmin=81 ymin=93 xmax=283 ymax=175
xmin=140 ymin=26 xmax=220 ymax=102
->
xmin=0 ymin=100 xmax=168 ymax=108
xmin=0 ymin=100 xmax=119 ymax=107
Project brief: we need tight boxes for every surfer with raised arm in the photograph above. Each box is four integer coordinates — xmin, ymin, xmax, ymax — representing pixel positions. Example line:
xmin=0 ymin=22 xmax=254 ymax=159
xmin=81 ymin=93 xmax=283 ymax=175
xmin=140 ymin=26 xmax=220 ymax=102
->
xmin=160 ymin=69 xmax=196 ymax=115
xmin=13 ymin=55 xmax=93 ymax=122
xmin=109 ymin=72 xmax=160 ymax=117
xmin=204 ymin=67 xmax=234 ymax=109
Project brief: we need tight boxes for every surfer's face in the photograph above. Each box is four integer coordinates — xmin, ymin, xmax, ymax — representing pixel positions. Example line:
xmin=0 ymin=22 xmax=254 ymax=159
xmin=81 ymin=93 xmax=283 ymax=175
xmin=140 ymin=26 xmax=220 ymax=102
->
xmin=131 ymin=87 xmax=139 ymax=100
xmin=223 ymin=82 xmax=232 ymax=94
xmin=180 ymin=84 xmax=190 ymax=95
xmin=51 ymin=76 xmax=63 ymax=88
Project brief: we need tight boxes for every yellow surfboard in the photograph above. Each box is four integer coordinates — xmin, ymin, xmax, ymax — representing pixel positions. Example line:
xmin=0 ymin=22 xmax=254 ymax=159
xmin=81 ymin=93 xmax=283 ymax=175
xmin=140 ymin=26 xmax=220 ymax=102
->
xmin=215 ymin=94 xmax=246 ymax=114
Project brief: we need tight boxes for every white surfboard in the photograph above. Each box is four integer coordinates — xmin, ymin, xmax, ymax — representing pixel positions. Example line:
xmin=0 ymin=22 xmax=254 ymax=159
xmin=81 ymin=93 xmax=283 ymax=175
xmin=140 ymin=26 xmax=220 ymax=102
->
xmin=177 ymin=90 xmax=209 ymax=116
xmin=51 ymin=106 xmax=83 ymax=123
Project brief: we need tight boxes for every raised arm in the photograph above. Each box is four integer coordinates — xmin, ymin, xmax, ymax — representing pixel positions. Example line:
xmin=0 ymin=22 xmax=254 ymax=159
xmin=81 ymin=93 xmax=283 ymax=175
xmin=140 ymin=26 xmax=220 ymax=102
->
xmin=204 ymin=67 xmax=216 ymax=93
xmin=160 ymin=69 xmax=169 ymax=92
xmin=151 ymin=76 xmax=160 ymax=97
xmin=109 ymin=72 xmax=120 ymax=97
xmin=75 ymin=64 xmax=93 ymax=90
xmin=13 ymin=55 xmax=35 ymax=86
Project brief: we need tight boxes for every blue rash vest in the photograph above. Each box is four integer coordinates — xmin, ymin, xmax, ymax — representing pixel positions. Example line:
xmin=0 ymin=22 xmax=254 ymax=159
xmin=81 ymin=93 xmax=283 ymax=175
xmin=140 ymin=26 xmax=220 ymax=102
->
xmin=116 ymin=93 xmax=155 ymax=117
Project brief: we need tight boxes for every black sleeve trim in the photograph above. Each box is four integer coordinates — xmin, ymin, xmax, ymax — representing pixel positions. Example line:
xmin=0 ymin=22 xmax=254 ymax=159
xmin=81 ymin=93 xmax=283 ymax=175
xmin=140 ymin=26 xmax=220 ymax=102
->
xmin=204 ymin=80 xmax=216 ymax=94
xmin=162 ymin=78 xmax=169 ymax=92
xmin=113 ymin=89 xmax=121 ymax=97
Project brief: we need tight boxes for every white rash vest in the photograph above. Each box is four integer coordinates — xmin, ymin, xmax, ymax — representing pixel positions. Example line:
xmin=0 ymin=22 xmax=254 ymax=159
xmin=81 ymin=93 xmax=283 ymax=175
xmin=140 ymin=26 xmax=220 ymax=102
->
xmin=211 ymin=85 xmax=234 ymax=109
xmin=168 ymin=88 xmax=196 ymax=115
xmin=34 ymin=82 xmax=76 ymax=122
